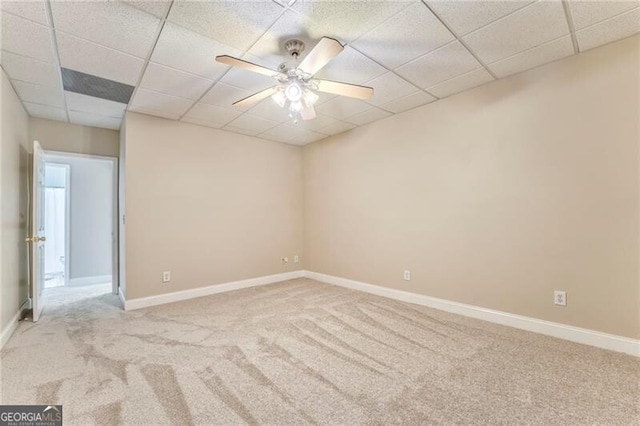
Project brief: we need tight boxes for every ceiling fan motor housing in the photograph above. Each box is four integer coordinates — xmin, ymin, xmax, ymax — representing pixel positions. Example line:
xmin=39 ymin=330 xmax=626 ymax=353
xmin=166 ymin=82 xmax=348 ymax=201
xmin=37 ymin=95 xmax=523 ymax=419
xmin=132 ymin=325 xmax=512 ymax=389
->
xmin=284 ymin=39 xmax=305 ymax=58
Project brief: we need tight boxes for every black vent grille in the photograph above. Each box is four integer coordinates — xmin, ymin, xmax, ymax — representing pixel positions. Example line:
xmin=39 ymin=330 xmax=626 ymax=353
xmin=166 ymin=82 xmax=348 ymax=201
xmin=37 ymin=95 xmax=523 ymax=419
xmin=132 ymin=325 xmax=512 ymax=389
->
xmin=61 ymin=68 xmax=134 ymax=104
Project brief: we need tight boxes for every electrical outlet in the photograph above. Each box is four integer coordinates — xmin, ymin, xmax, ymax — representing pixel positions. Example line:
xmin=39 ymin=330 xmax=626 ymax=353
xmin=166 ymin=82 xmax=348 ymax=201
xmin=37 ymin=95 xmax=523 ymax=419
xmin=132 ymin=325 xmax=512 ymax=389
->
xmin=162 ymin=271 xmax=171 ymax=283
xmin=554 ymin=290 xmax=567 ymax=306
xmin=294 ymin=255 xmax=299 ymax=263
xmin=281 ymin=257 xmax=289 ymax=263
xmin=403 ymin=270 xmax=411 ymax=281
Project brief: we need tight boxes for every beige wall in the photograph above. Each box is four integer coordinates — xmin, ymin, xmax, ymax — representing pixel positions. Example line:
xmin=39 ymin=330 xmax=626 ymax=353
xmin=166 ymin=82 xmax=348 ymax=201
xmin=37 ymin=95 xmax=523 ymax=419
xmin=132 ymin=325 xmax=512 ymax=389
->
xmin=29 ymin=117 xmax=119 ymax=157
xmin=124 ymin=112 xmax=304 ymax=299
xmin=303 ymin=35 xmax=640 ymax=339
xmin=0 ymin=70 xmax=30 ymax=335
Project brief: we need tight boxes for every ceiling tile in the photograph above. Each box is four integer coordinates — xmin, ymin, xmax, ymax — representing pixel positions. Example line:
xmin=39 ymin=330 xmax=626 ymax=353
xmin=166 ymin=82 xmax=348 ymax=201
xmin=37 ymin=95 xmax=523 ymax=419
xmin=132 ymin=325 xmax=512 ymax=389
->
xmin=222 ymin=126 xmax=262 ymax=137
xmin=51 ymin=1 xmax=160 ymax=58
xmin=427 ymin=68 xmax=494 ymax=98
xmin=291 ymin=130 xmax=327 ymax=145
xmin=0 ymin=51 xmax=61 ymax=88
xmin=364 ymin=72 xmax=419 ymax=107
xmin=380 ymin=90 xmax=436 ymax=114
xmin=68 ymin=110 xmax=122 ymax=130
xmin=0 ymin=0 xmax=48 ymax=25
xmin=122 ymin=1 xmax=172 ymax=18
xmin=57 ymin=32 xmax=145 ymax=85
xmin=246 ymin=99 xmax=293 ymax=123
xmin=23 ymin=102 xmax=67 ymax=122
xmin=224 ymin=114 xmax=278 ymax=135
xmin=426 ymin=0 xmax=534 ymax=36
xmin=130 ymin=88 xmax=194 ymax=117
xmin=12 ymin=80 xmax=64 ymax=107
xmin=167 ymin=0 xmax=284 ymax=51
xmin=489 ymin=36 xmax=574 ymax=78
xmin=316 ymin=96 xmax=372 ymax=119
xmin=200 ymin=82 xmax=253 ymax=110
xmin=292 ymin=0 xmax=411 ymax=43
xmin=260 ymin=124 xmax=298 ymax=143
xmin=140 ymin=63 xmax=213 ymax=100
xmin=247 ymin=10 xmax=318 ymax=68
xmin=463 ymin=1 xmax=569 ymax=64
xmin=65 ymin=92 xmax=126 ymax=118
xmin=345 ymin=107 xmax=392 ymax=126
xmin=315 ymin=46 xmax=387 ymax=85
xmin=569 ymin=0 xmax=639 ymax=30
xmin=1 ymin=12 xmax=55 ymax=63
xmin=151 ymin=23 xmax=240 ymax=80
xmin=128 ymin=107 xmax=180 ymax=121
xmin=316 ymin=119 xmax=356 ymax=136
xmin=351 ymin=3 xmax=454 ymax=69
xmin=182 ymin=103 xmax=240 ymax=128
xmin=395 ymin=41 xmax=481 ymax=89
xmin=576 ymin=7 xmax=640 ymax=51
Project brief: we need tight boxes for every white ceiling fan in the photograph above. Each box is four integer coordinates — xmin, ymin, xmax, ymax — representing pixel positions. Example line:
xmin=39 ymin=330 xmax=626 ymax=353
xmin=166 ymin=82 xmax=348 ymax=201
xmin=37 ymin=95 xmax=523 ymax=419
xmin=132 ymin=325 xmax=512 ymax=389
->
xmin=216 ymin=37 xmax=374 ymax=123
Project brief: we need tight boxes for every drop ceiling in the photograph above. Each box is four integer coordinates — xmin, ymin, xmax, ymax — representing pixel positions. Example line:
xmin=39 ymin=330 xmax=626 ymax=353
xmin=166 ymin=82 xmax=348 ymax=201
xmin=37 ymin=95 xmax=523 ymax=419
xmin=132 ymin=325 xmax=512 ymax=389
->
xmin=1 ymin=0 xmax=638 ymax=146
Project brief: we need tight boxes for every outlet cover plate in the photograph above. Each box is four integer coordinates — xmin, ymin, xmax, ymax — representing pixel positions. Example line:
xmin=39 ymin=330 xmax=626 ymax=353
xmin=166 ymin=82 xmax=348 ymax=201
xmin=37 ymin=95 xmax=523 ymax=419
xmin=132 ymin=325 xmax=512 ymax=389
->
xmin=554 ymin=290 xmax=566 ymax=306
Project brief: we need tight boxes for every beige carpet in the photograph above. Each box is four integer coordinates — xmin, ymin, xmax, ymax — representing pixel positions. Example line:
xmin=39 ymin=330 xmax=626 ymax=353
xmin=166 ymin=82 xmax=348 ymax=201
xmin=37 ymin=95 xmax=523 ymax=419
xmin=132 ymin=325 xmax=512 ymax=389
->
xmin=1 ymin=278 xmax=638 ymax=425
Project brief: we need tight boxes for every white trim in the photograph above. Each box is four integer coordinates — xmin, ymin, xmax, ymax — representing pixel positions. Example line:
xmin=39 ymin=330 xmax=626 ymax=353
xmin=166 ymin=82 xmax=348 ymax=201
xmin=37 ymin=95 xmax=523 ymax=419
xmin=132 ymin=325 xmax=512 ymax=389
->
xmin=118 ymin=287 xmax=126 ymax=309
xmin=303 ymin=271 xmax=640 ymax=357
xmin=1 ymin=299 xmax=31 ymax=350
xmin=69 ymin=275 xmax=112 ymax=287
xmin=123 ymin=270 xmax=305 ymax=311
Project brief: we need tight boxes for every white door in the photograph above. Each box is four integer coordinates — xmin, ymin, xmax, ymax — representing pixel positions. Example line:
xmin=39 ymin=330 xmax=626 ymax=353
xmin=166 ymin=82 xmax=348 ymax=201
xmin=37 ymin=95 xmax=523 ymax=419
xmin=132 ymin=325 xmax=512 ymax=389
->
xmin=29 ymin=141 xmax=46 ymax=322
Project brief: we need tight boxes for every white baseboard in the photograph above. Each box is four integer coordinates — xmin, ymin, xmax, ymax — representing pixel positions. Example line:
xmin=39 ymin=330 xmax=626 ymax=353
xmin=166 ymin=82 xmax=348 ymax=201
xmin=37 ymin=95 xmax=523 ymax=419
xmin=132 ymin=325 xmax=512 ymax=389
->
xmin=1 ymin=299 xmax=31 ymax=351
xmin=123 ymin=270 xmax=305 ymax=311
xmin=69 ymin=275 xmax=112 ymax=287
xmin=303 ymin=271 xmax=640 ymax=357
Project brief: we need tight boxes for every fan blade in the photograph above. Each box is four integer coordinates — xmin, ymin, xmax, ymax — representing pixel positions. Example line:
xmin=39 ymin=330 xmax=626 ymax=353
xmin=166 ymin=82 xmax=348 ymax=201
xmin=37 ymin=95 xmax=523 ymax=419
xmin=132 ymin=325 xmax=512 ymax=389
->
xmin=233 ymin=86 xmax=278 ymax=107
xmin=315 ymin=79 xmax=373 ymax=100
xmin=216 ymin=55 xmax=281 ymax=78
xmin=300 ymin=106 xmax=316 ymax=121
xmin=298 ymin=37 xmax=344 ymax=76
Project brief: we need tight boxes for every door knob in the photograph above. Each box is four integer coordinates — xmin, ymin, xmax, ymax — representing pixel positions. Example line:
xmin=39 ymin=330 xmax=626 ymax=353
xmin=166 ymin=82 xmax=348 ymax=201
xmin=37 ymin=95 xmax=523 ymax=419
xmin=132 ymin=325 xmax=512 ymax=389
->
xmin=37 ymin=236 xmax=47 ymax=242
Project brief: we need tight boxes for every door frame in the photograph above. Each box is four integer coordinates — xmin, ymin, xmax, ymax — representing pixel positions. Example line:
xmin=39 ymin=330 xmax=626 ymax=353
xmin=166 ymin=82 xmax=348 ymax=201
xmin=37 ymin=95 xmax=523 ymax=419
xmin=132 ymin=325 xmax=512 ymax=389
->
xmin=43 ymin=151 xmax=119 ymax=296
xmin=42 ymin=162 xmax=71 ymax=288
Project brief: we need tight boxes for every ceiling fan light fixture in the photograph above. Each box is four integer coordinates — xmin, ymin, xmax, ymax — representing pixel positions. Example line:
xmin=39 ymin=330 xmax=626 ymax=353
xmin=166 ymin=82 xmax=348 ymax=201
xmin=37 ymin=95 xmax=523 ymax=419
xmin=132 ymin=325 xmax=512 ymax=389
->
xmin=284 ymin=82 xmax=303 ymax=102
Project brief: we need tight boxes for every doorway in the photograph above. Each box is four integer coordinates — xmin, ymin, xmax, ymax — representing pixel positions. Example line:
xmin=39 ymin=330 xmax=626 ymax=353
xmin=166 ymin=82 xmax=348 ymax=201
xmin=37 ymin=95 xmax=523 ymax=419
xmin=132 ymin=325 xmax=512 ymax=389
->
xmin=39 ymin=151 xmax=118 ymax=316
xmin=43 ymin=163 xmax=70 ymax=289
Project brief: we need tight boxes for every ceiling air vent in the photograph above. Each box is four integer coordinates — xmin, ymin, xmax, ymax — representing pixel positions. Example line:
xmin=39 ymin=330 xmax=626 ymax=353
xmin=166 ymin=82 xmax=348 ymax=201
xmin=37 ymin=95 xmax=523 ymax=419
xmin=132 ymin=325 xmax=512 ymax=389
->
xmin=61 ymin=68 xmax=134 ymax=104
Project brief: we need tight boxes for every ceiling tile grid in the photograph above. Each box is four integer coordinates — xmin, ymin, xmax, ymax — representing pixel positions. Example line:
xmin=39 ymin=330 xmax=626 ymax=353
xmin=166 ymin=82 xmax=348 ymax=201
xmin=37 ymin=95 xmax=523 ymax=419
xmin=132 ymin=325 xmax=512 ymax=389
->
xmin=575 ymin=6 xmax=640 ymax=52
xmin=1 ymin=0 xmax=638 ymax=145
xmin=140 ymin=62 xmax=214 ymax=100
xmin=0 ymin=51 xmax=61 ymax=88
xmin=350 ymin=2 xmax=455 ymax=70
xmin=1 ymin=11 xmax=56 ymax=63
xmin=462 ymin=0 xmax=571 ymax=64
xmin=488 ymin=36 xmax=575 ymax=78
xmin=395 ymin=41 xmax=483 ymax=89
xmin=167 ymin=0 xmax=285 ymax=51
xmin=56 ymin=32 xmax=146 ymax=86
xmin=50 ymin=1 xmax=161 ymax=58
xmin=223 ymin=113 xmax=279 ymax=136
xmin=426 ymin=68 xmax=495 ymax=99
xmin=182 ymin=102 xmax=240 ymax=129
